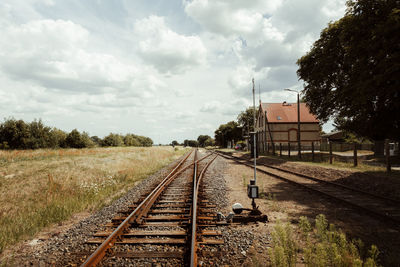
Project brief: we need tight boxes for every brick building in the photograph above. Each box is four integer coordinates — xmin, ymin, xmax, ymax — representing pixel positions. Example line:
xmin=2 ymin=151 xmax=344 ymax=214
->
xmin=255 ymin=102 xmax=321 ymax=152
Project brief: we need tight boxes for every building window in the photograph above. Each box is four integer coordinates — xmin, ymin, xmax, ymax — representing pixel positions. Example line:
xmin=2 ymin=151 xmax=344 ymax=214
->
xmin=277 ymin=116 xmax=282 ymax=120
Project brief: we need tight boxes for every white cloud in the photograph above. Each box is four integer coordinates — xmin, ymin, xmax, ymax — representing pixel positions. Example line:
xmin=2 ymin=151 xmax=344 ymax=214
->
xmin=184 ymin=0 xmax=282 ymax=35
xmin=184 ymin=0 xmax=346 ymax=106
xmin=0 ymin=19 xmax=164 ymax=97
xmin=0 ymin=0 xmax=347 ymax=143
xmin=133 ymin=15 xmax=207 ymax=74
xmin=200 ymin=98 xmax=250 ymax=117
xmin=200 ymin=100 xmax=220 ymax=113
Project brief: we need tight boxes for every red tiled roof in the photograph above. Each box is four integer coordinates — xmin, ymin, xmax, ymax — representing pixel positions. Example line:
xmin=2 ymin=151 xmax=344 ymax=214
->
xmin=260 ymin=102 xmax=319 ymax=123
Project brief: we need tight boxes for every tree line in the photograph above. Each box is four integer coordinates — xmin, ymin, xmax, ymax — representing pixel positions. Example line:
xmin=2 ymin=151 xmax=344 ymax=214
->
xmin=0 ymin=118 xmax=153 ymax=150
xmin=171 ymin=135 xmax=215 ymax=148
xmin=171 ymin=107 xmax=255 ymax=149
xmin=176 ymin=107 xmax=256 ymax=149
xmin=214 ymin=107 xmax=256 ymax=148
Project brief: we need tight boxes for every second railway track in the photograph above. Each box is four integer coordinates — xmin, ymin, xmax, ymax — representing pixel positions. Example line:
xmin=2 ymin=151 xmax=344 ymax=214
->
xmin=217 ymin=151 xmax=400 ymax=230
xmin=77 ymin=149 xmax=223 ymax=266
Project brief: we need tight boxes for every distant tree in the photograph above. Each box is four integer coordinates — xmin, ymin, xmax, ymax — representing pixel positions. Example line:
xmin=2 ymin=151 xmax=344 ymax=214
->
xmin=135 ymin=135 xmax=153 ymax=147
xmin=49 ymin=128 xmax=67 ymax=148
xmin=0 ymin=118 xmax=31 ymax=149
xmin=197 ymin=135 xmax=211 ymax=147
xmin=214 ymin=121 xmax=241 ymax=147
xmin=124 ymin=134 xmax=140 ymax=146
xmin=28 ymin=119 xmax=52 ymax=149
xmin=0 ymin=118 xmax=154 ymax=150
xmin=0 ymin=118 xmax=67 ymax=149
xmin=204 ymin=137 xmax=215 ymax=147
xmin=81 ymin=132 xmax=95 ymax=148
xmin=171 ymin=140 xmax=179 ymax=146
xmin=183 ymin=139 xmax=189 ymax=147
xmin=65 ymin=129 xmax=84 ymax=148
xmin=90 ymin=136 xmax=102 ymax=146
xmin=102 ymin=133 xmax=124 ymax=147
xmin=0 ymin=141 xmax=8 ymax=149
xmin=297 ymin=0 xmax=400 ymax=141
xmin=187 ymin=140 xmax=198 ymax=147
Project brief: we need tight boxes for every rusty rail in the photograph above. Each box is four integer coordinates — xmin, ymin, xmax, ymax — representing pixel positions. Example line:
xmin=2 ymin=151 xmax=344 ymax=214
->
xmin=81 ymin=150 xmax=215 ymax=266
xmin=81 ymin=150 xmax=193 ymax=267
xmin=190 ymin=154 xmax=218 ymax=267
xmin=217 ymin=152 xmax=400 ymax=229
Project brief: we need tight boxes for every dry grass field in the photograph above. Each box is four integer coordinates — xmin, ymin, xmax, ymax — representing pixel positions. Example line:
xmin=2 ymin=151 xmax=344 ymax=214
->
xmin=0 ymin=146 xmax=188 ymax=253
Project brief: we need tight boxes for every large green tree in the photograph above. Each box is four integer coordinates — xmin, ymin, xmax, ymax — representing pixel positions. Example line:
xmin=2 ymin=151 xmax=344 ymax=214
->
xmin=237 ymin=107 xmax=257 ymax=134
xmin=214 ymin=121 xmax=241 ymax=147
xmin=297 ymin=0 xmax=399 ymax=140
xmin=197 ymin=135 xmax=213 ymax=147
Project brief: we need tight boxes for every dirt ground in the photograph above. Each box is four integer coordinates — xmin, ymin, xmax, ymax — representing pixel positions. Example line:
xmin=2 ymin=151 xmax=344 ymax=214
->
xmin=222 ymin=157 xmax=400 ymax=266
xmin=235 ymin=152 xmax=400 ymax=201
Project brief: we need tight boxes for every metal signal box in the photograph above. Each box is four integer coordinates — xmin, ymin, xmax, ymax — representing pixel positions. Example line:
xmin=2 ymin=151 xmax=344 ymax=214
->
xmin=247 ymin=180 xmax=259 ymax=199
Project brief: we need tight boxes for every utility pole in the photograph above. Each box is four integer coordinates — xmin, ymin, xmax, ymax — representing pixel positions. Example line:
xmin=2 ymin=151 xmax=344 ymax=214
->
xmin=252 ymin=78 xmax=257 ymax=184
xmin=297 ymin=92 xmax=301 ymax=159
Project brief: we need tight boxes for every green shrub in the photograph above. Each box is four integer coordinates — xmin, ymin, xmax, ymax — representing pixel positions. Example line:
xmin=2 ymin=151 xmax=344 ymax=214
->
xmin=299 ymin=216 xmax=312 ymax=236
xmin=268 ymin=222 xmax=297 ymax=267
xmin=303 ymin=214 xmax=380 ymax=267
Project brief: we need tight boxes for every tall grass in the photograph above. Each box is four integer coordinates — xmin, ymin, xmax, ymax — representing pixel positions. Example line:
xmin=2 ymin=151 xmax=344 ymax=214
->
xmin=268 ymin=214 xmax=380 ymax=267
xmin=0 ymin=146 xmax=187 ymax=253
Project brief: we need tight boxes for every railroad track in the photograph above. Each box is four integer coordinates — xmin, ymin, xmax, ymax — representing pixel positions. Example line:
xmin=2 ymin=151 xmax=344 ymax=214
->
xmin=78 ymin=149 xmax=223 ymax=266
xmin=217 ymin=151 xmax=400 ymax=230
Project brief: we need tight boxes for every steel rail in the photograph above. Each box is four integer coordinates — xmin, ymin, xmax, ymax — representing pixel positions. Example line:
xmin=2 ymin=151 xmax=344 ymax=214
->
xmin=217 ymin=152 xmax=400 ymax=229
xmin=190 ymin=158 xmax=198 ymax=267
xmin=81 ymin=150 xmax=215 ymax=266
xmin=218 ymin=151 xmax=400 ymax=205
xmin=81 ymin=150 xmax=194 ymax=267
xmin=133 ymin=150 xmax=207 ymax=225
xmin=190 ymin=154 xmax=218 ymax=267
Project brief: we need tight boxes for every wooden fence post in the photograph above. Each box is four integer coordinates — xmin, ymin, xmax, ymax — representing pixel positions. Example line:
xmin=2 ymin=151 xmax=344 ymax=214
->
xmin=298 ymin=143 xmax=301 ymax=160
xmin=312 ymin=142 xmax=315 ymax=162
xmin=288 ymin=142 xmax=291 ymax=158
xmin=385 ymin=139 xmax=391 ymax=172
xmin=353 ymin=143 xmax=358 ymax=167
xmin=329 ymin=142 xmax=333 ymax=164
xmin=280 ymin=143 xmax=282 ymax=157
xmin=320 ymin=142 xmax=323 ymax=162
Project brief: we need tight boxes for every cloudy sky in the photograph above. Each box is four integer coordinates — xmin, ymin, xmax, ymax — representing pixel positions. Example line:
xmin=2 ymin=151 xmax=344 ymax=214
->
xmin=0 ymin=0 xmax=346 ymax=144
